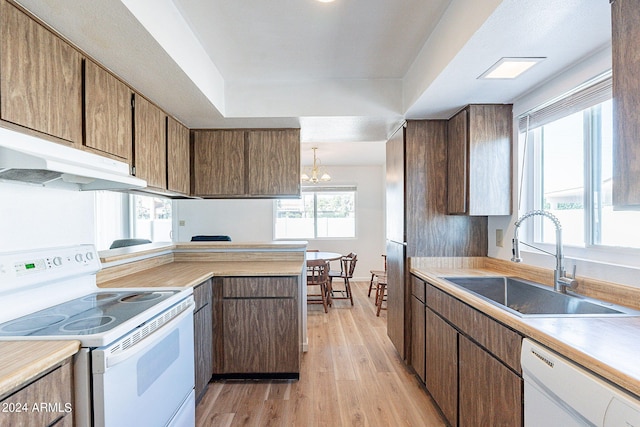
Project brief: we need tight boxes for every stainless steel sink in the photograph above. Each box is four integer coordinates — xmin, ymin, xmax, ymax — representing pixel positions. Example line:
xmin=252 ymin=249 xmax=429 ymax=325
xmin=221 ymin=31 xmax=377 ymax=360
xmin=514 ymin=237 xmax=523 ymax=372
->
xmin=441 ymin=276 xmax=640 ymax=317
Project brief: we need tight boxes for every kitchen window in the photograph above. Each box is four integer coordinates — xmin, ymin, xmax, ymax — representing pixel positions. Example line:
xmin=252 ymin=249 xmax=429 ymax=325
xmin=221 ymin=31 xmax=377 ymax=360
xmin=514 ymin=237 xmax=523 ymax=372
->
xmin=521 ymin=74 xmax=640 ymax=250
xmin=95 ymin=192 xmax=173 ymax=250
xmin=274 ymin=186 xmax=356 ymax=239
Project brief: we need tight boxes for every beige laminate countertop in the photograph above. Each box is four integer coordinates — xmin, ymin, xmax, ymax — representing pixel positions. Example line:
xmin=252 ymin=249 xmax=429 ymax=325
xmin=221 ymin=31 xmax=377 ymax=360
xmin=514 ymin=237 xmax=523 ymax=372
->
xmin=0 ymin=341 xmax=80 ymax=398
xmin=411 ymin=266 xmax=640 ymax=399
xmin=99 ymin=261 xmax=304 ymax=288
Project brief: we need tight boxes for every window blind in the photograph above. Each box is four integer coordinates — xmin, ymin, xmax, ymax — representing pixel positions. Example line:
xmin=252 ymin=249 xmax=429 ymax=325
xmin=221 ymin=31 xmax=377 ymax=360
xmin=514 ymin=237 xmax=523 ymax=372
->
xmin=301 ymin=185 xmax=357 ymax=192
xmin=518 ymin=72 xmax=612 ymax=133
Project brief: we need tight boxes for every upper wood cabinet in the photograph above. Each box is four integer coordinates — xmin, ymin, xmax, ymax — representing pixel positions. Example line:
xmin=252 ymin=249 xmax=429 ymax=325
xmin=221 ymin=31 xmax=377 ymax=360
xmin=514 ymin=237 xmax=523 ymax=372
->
xmin=0 ymin=0 xmax=83 ymax=145
xmin=84 ymin=59 xmax=133 ymax=163
xmin=191 ymin=129 xmax=301 ymax=198
xmin=192 ymin=130 xmax=245 ymax=196
xmin=167 ymin=117 xmax=190 ymax=195
xmin=133 ymin=94 xmax=166 ymax=189
xmin=447 ymin=104 xmax=512 ymax=216
xmin=246 ymin=130 xmax=300 ymax=196
xmin=612 ymin=0 xmax=640 ymax=208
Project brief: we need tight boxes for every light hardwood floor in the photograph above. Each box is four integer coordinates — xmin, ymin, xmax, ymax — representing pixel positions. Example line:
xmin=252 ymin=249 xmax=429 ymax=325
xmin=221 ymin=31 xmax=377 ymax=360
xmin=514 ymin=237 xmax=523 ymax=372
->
xmin=196 ymin=281 xmax=446 ymax=426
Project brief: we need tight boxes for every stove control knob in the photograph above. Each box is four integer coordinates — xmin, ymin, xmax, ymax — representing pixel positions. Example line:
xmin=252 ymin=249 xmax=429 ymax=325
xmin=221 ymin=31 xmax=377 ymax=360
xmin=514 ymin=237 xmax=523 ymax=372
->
xmin=52 ymin=256 xmax=63 ymax=266
xmin=75 ymin=253 xmax=84 ymax=263
xmin=85 ymin=252 xmax=94 ymax=261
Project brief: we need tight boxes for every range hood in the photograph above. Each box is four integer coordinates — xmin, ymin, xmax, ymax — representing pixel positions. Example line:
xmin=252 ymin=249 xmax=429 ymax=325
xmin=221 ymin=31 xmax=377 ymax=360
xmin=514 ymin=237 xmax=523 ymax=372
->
xmin=0 ymin=127 xmax=146 ymax=191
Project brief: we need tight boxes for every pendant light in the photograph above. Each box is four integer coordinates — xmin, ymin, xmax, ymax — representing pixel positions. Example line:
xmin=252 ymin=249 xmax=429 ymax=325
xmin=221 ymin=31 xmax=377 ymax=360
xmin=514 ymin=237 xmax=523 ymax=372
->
xmin=301 ymin=147 xmax=331 ymax=183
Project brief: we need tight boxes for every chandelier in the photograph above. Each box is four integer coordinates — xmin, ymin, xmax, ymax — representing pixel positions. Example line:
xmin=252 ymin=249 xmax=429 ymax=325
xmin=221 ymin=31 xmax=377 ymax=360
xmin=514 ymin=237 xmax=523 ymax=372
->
xmin=301 ymin=147 xmax=331 ymax=183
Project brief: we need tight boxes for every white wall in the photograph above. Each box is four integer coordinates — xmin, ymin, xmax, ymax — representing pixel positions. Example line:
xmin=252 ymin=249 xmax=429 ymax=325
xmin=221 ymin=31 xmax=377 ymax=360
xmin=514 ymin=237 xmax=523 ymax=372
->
xmin=0 ymin=182 xmax=96 ymax=252
xmin=488 ymin=46 xmax=640 ymax=288
xmin=174 ymin=165 xmax=386 ymax=280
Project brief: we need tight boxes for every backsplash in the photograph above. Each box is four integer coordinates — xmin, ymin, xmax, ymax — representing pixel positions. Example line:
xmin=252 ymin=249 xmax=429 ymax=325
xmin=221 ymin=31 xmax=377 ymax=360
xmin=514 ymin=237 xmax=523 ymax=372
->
xmin=0 ymin=182 xmax=95 ymax=252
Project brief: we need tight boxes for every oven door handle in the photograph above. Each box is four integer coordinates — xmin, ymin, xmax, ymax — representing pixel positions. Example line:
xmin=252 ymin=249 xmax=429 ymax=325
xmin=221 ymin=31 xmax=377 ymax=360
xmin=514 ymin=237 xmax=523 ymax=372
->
xmin=100 ymin=303 xmax=194 ymax=370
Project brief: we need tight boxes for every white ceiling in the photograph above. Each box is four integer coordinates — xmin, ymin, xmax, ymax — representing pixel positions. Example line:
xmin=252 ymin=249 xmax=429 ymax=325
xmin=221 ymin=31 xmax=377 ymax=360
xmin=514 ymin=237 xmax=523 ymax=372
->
xmin=15 ymin=0 xmax=612 ymax=166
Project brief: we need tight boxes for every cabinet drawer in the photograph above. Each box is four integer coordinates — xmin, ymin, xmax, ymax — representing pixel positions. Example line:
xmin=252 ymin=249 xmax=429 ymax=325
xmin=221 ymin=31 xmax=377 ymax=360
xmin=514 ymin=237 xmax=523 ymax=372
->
xmin=0 ymin=360 xmax=72 ymax=426
xmin=426 ymin=282 xmax=522 ymax=373
xmin=193 ymin=279 xmax=212 ymax=311
xmin=223 ymin=277 xmax=297 ymax=298
xmin=411 ymin=275 xmax=426 ymax=303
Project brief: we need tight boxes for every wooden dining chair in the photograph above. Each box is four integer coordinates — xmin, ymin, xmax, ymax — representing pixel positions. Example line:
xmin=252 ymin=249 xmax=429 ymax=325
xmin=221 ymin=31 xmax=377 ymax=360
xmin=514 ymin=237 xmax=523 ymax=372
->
xmin=328 ymin=253 xmax=357 ymax=306
xmin=368 ymin=254 xmax=387 ymax=297
xmin=375 ymin=274 xmax=387 ymax=316
xmin=307 ymin=259 xmax=331 ymax=313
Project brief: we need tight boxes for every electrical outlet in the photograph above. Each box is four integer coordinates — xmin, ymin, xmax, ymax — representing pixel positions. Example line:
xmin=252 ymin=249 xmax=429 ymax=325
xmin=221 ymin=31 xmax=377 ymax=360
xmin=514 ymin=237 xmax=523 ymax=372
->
xmin=496 ymin=229 xmax=504 ymax=247
xmin=179 ymin=220 xmax=186 ymax=226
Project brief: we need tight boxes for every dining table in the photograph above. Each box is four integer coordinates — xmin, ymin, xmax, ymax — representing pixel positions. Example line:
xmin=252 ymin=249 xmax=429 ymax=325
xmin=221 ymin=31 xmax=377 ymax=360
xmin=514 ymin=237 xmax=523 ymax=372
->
xmin=306 ymin=251 xmax=343 ymax=264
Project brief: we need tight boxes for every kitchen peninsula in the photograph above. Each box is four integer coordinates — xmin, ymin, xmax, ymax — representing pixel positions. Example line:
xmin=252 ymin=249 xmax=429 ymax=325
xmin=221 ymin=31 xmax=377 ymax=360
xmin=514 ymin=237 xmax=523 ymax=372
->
xmin=97 ymin=241 xmax=307 ymax=401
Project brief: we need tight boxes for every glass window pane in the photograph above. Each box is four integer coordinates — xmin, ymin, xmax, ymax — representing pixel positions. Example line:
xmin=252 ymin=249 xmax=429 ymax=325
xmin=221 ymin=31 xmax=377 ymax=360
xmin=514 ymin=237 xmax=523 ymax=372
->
xmin=316 ymin=192 xmax=355 ymax=238
xmin=274 ymin=190 xmax=356 ymax=239
xmin=131 ymin=195 xmax=172 ymax=242
xmin=274 ymin=195 xmax=314 ymax=238
xmin=539 ymin=111 xmax=585 ymax=246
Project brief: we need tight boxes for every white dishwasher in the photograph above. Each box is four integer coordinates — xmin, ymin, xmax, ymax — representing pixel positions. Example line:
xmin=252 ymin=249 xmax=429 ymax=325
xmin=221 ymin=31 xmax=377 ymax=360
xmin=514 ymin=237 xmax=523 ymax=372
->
xmin=521 ymin=339 xmax=640 ymax=427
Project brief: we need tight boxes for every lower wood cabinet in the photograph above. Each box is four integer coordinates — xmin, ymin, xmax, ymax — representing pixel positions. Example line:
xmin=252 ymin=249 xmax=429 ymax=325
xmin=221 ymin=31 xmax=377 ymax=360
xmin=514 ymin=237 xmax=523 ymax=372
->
xmin=419 ymin=276 xmax=523 ymax=427
xmin=223 ymin=298 xmax=298 ymax=373
xmin=425 ymin=308 xmax=458 ymax=426
xmin=214 ymin=276 xmax=300 ymax=377
xmin=458 ymin=335 xmax=522 ymax=426
xmin=193 ymin=279 xmax=213 ymax=402
xmin=410 ymin=276 xmax=426 ymax=382
xmin=0 ymin=358 xmax=73 ymax=427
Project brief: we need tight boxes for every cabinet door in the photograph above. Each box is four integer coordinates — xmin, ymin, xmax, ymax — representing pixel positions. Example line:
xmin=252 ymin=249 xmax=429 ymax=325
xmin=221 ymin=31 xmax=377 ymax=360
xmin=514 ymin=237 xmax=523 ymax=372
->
xmin=447 ymin=105 xmax=512 ymax=215
xmin=458 ymin=335 xmax=522 ymax=427
xmin=167 ymin=117 xmax=190 ymax=194
xmin=133 ymin=94 xmax=166 ymax=189
xmin=612 ymin=0 xmax=640 ymax=207
xmin=194 ymin=305 xmax=212 ymax=401
xmin=246 ymin=129 xmax=300 ymax=196
xmin=192 ymin=130 xmax=245 ymax=196
xmin=386 ymin=240 xmax=406 ymax=359
xmin=0 ymin=360 xmax=72 ymax=426
xmin=410 ymin=295 xmax=426 ymax=382
xmin=425 ymin=309 xmax=457 ymax=427
xmin=0 ymin=0 xmax=82 ymax=145
xmin=467 ymin=104 xmax=512 ymax=215
xmin=447 ymin=108 xmax=468 ymax=214
xmin=85 ymin=59 xmax=132 ymax=162
xmin=223 ymin=298 xmax=298 ymax=373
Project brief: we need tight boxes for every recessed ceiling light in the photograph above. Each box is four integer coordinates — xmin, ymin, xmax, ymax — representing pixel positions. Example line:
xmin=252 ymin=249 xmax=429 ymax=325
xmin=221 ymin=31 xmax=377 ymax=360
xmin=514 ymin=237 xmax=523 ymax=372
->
xmin=478 ymin=57 xmax=545 ymax=79
xmin=316 ymin=0 xmax=336 ymax=3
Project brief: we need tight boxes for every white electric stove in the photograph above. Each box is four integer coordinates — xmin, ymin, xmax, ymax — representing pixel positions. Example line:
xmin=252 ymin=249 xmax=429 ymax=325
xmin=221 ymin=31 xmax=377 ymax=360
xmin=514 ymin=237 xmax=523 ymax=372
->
xmin=0 ymin=245 xmax=196 ymax=427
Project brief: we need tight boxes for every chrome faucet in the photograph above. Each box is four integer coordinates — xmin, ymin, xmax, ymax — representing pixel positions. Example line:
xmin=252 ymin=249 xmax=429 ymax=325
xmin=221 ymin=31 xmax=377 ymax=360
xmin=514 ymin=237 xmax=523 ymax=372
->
xmin=511 ymin=210 xmax=577 ymax=293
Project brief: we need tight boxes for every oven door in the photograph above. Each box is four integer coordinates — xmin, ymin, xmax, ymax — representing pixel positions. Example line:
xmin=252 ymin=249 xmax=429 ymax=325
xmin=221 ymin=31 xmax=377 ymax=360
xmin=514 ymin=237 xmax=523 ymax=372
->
xmin=91 ymin=305 xmax=195 ymax=427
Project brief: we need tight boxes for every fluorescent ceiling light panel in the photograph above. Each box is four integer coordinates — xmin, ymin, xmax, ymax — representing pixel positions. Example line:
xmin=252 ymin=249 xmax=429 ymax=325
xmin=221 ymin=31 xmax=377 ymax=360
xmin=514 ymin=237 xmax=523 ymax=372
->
xmin=479 ymin=57 xmax=545 ymax=79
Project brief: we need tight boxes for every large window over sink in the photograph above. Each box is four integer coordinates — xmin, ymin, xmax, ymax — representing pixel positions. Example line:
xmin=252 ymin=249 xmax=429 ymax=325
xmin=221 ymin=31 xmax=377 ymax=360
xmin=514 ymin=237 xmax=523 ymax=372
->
xmin=521 ymin=74 xmax=640 ymax=250
xmin=274 ymin=186 xmax=356 ymax=239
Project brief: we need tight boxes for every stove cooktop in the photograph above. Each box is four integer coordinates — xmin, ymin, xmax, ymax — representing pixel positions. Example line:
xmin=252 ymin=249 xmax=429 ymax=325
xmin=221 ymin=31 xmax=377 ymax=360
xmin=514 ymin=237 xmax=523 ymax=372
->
xmin=0 ymin=290 xmax=179 ymax=338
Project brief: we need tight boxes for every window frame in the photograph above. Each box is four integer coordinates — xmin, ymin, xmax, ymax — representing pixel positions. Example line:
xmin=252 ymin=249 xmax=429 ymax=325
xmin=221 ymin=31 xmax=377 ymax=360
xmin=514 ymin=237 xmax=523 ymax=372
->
xmin=273 ymin=185 xmax=357 ymax=241
xmin=520 ymin=76 xmax=640 ymax=265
